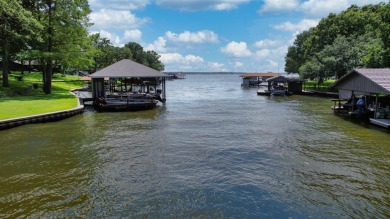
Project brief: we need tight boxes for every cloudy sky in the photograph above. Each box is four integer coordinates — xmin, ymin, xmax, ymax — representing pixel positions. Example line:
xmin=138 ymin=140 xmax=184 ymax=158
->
xmin=88 ymin=0 xmax=385 ymax=72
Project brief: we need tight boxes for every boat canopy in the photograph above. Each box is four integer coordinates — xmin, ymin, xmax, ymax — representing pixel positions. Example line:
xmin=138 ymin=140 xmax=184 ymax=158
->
xmin=90 ymin=59 xmax=169 ymax=79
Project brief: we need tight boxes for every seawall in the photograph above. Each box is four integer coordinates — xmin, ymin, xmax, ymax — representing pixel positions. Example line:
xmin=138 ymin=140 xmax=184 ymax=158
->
xmin=0 ymin=106 xmax=84 ymax=130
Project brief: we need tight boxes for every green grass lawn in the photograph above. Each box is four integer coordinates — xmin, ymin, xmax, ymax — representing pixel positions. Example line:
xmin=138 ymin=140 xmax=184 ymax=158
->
xmin=304 ymin=79 xmax=337 ymax=92
xmin=0 ymin=72 xmax=86 ymax=120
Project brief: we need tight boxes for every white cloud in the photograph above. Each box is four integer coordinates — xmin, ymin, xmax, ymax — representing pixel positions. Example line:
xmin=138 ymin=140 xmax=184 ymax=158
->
xmin=159 ymin=53 xmax=182 ymax=64
xmin=259 ymin=0 xmax=385 ymax=18
xmin=89 ymin=0 xmax=150 ymax=10
xmin=145 ymin=37 xmax=167 ymax=52
xmin=259 ymin=0 xmax=299 ymax=14
xmin=90 ymin=30 xmax=122 ymax=46
xmin=155 ymin=0 xmax=250 ymax=11
xmin=350 ymin=0 xmax=385 ymax=4
xmin=165 ymin=30 xmax=219 ymax=44
xmin=221 ymin=41 xmax=252 ymax=57
xmin=160 ymin=53 xmax=204 ymax=64
xmin=145 ymin=30 xmax=219 ymax=53
xmin=255 ymin=49 xmax=271 ymax=59
xmin=267 ymin=59 xmax=279 ymax=69
xmin=208 ymin=62 xmax=226 ymax=71
xmin=254 ymin=39 xmax=281 ymax=48
xmin=272 ymin=19 xmax=319 ymax=32
xmin=234 ymin=62 xmax=243 ymax=68
xmin=90 ymin=30 xmax=144 ymax=47
xmin=300 ymin=0 xmax=349 ymax=18
xmin=300 ymin=0 xmax=385 ymax=18
xmin=185 ymin=55 xmax=204 ymax=63
xmin=89 ymin=9 xmax=149 ymax=30
xmin=123 ymin=29 xmax=142 ymax=42
xmin=251 ymin=44 xmax=288 ymax=72
xmin=160 ymin=53 xmax=210 ymax=71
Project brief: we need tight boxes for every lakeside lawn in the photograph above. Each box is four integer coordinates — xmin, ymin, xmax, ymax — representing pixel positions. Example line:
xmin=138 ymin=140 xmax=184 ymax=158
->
xmin=0 ymin=72 xmax=85 ymax=120
xmin=304 ymin=79 xmax=337 ymax=92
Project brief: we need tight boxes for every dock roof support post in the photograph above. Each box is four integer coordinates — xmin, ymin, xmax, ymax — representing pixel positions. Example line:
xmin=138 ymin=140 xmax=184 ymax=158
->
xmin=91 ymin=78 xmax=105 ymax=100
xmin=162 ymin=77 xmax=166 ymax=100
xmin=351 ymin=91 xmax=355 ymax=112
xmin=375 ymin=94 xmax=379 ymax=119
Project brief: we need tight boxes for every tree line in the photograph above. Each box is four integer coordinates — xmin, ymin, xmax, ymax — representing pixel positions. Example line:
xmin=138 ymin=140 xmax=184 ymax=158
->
xmin=285 ymin=3 xmax=390 ymax=82
xmin=0 ymin=0 xmax=164 ymax=94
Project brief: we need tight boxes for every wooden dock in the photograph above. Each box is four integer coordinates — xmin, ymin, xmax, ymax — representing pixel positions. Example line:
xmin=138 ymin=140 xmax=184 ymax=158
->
xmin=331 ymin=99 xmax=350 ymax=114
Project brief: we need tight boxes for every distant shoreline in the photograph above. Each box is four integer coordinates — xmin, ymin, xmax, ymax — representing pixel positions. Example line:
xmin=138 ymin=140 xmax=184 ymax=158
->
xmin=164 ymin=71 xmax=244 ymax=74
xmin=164 ymin=71 xmax=298 ymax=76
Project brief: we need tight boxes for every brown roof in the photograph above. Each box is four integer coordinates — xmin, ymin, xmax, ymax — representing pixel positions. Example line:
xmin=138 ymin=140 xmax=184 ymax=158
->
xmin=240 ymin=73 xmax=279 ymax=78
xmin=90 ymin=59 xmax=168 ymax=78
xmin=333 ymin=68 xmax=390 ymax=94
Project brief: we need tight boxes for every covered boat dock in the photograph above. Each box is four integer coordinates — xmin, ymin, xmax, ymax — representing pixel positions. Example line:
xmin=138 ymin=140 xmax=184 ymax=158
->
xmin=257 ymin=75 xmax=305 ymax=96
xmin=332 ymin=68 xmax=390 ymax=128
xmin=240 ymin=73 xmax=279 ymax=87
xmin=90 ymin=59 xmax=169 ymax=110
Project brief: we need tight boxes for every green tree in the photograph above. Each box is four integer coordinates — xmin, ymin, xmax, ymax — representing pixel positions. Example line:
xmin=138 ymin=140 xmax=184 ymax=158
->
xmin=361 ymin=43 xmax=385 ymax=67
xmin=91 ymin=33 xmax=111 ymax=71
xmin=124 ymin=42 xmax=164 ymax=71
xmin=31 ymin=0 xmax=92 ymax=94
xmin=317 ymin=35 xmax=362 ymax=79
xmin=285 ymin=3 xmax=390 ymax=79
xmin=285 ymin=31 xmax=310 ymax=73
xmin=0 ymin=0 xmax=42 ymax=87
xmin=125 ymin=42 xmax=146 ymax=65
xmin=145 ymin=50 xmax=164 ymax=71
xmin=91 ymin=34 xmax=134 ymax=71
xmin=299 ymin=58 xmax=323 ymax=82
xmin=378 ymin=4 xmax=390 ymax=66
xmin=91 ymin=40 xmax=164 ymax=72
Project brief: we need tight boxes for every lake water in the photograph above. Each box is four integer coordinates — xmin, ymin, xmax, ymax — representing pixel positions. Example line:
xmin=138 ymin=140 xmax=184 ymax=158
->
xmin=1 ymin=74 xmax=390 ymax=218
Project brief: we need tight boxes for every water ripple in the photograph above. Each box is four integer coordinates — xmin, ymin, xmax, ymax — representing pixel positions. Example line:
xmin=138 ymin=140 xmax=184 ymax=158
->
xmin=1 ymin=74 xmax=390 ymax=218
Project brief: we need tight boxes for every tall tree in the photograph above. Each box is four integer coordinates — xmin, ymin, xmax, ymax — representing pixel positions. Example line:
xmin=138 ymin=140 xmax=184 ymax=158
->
xmin=32 ymin=0 xmax=91 ymax=94
xmin=91 ymin=33 xmax=112 ymax=71
xmin=91 ymin=34 xmax=134 ymax=71
xmin=299 ymin=58 xmax=324 ymax=82
xmin=317 ymin=35 xmax=362 ymax=79
xmin=125 ymin=42 xmax=164 ymax=71
xmin=125 ymin=42 xmax=146 ymax=65
xmin=0 ymin=0 xmax=41 ymax=87
xmin=145 ymin=50 xmax=164 ymax=71
xmin=285 ymin=3 xmax=390 ymax=79
xmin=285 ymin=30 xmax=310 ymax=73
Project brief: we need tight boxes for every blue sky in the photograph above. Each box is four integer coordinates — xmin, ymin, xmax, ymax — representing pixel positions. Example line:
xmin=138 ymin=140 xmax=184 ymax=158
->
xmin=88 ymin=0 xmax=385 ymax=72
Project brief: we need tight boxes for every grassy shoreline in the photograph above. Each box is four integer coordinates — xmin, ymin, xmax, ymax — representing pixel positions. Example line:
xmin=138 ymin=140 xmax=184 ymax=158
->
xmin=0 ymin=72 xmax=85 ymax=120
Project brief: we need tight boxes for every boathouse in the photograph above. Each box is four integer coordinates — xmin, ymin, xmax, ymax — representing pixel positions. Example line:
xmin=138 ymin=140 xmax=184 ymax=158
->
xmin=257 ymin=75 xmax=305 ymax=95
xmin=240 ymin=73 xmax=278 ymax=87
xmin=332 ymin=68 xmax=390 ymax=128
xmin=90 ymin=59 xmax=169 ymax=109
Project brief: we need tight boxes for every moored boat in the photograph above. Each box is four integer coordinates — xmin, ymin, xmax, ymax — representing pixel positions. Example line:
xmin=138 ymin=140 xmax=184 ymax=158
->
xmin=97 ymin=93 xmax=162 ymax=111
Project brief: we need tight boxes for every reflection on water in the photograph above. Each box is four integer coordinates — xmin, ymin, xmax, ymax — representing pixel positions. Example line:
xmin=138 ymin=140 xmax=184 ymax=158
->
xmin=1 ymin=74 xmax=390 ymax=218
